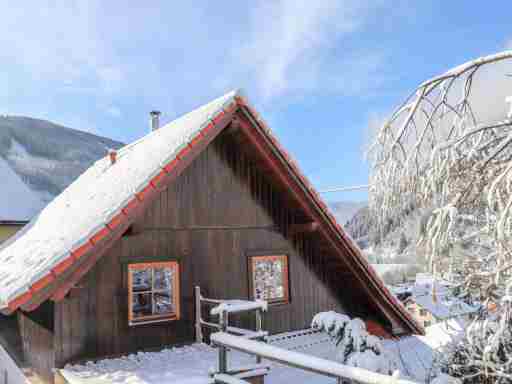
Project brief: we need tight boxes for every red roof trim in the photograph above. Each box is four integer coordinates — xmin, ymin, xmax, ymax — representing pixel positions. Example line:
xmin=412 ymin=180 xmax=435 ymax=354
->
xmin=122 ymin=198 xmax=140 ymax=217
xmin=72 ymin=241 xmax=93 ymax=261
xmin=177 ymin=145 xmax=191 ymax=160
xmin=163 ymin=158 xmax=180 ymax=173
xmin=107 ymin=212 xmax=125 ymax=231
xmin=7 ymin=291 xmax=32 ymax=312
xmin=150 ymin=170 xmax=169 ymax=189
xmin=30 ymin=273 xmax=55 ymax=293
xmin=53 ymin=256 xmax=75 ymax=276
xmin=90 ymin=226 xmax=111 ymax=245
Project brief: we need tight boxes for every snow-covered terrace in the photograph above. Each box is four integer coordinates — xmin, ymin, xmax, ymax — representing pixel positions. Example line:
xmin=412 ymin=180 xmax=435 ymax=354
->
xmin=61 ymin=321 xmax=464 ymax=384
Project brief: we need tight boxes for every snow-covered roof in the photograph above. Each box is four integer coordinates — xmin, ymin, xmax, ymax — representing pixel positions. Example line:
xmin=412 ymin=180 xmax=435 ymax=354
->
xmin=0 ymin=156 xmax=45 ymax=222
xmin=0 ymin=91 xmax=237 ymax=309
xmin=412 ymin=274 xmax=451 ymax=298
xmin=383 ymin=319 xmax=465 ymax=383
xmin=407 ymin=274 xmax=478 ymax=320
xmin=411 ymin=294 xmax=478 ymax=320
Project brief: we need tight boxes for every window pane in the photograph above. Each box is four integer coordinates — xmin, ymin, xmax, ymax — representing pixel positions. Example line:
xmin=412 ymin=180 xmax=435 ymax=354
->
xmin=132 ymin=293 xmax=152 ymax=318
xmin=128 ymin=262 xmax=179 ymax=323
xmin=253 ymin=258 xmax=285 ymax=301
xmin=153 ymin=292 xmax=174 ymax=315
xmin=131 ymin=268 xmax=152 ymax=292
xmin=154 ymin=267 xmax=173 ymax=291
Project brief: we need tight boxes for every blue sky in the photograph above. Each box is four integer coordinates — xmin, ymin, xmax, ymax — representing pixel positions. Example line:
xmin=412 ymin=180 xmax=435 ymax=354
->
xmin=1 ymin=1 xmax=511 ymax=202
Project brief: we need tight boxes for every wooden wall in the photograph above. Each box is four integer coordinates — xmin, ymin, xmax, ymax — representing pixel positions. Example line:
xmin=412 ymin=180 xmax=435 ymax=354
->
xmin=18 ymin=311 xmax=54 ymax=383
xmin=53 ymin=130 xmax=352 ymax=365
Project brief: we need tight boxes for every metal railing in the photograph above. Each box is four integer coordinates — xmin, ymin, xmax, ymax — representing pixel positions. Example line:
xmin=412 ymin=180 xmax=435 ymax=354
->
xmin=211 ymin=332 xmax=419 ymax=384
xmin=195 ymin=286 xmax=268 ymax=370
xmin=194 ymin=286 xmax=267 ymax=343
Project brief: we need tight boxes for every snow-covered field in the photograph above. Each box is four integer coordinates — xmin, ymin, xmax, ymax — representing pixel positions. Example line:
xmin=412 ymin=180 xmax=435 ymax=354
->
xmin=62 ymin=321 xmax=463 ymax=384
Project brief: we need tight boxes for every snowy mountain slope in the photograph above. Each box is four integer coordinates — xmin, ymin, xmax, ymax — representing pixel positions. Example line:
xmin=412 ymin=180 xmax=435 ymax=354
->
xmin=328 ymin=201 xmax=367 ymax=226
xmin=342 ymin=201 xmax=428 ymax=281
xmin=0 ymin=156 xmax=45 ymax=221
xmin=344 ymin=206 xmax=371 ymax=241
xmin=0 ymin=115 xmax=123 ymax=203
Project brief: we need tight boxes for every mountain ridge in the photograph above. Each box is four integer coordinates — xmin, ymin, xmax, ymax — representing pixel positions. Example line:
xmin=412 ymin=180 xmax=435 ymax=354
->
xmin=0 ymin=115 xmax=123 ymax=220
xmin=0 ymin=115 xmax=123 ymax=203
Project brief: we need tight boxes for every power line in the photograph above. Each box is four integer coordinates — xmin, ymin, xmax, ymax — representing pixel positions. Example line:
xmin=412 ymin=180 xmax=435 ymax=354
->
xmin=318 ymin=184 xmax=370 ymax=193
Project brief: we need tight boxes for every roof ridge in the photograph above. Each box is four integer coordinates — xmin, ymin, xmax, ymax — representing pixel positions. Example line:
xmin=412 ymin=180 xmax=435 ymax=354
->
xmin=116 ymin=90 xmax=240 ymax=159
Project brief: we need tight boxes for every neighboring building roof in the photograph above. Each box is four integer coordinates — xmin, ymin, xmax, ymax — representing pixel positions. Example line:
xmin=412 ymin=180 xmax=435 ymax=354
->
xmin=0 ymin=91 xmax=423 ymax=335
xmin=412 ymin=273 xmax=451 ymax=298
xmin=383 ymin=319 xmax=465 ymax=383
xmin=407 ymin=294 xmax=479 ymax=320
xmin=0 ymin=155 xmax=45 ymax=222
xmin=408 ymin=274 xmax=479 ymax=320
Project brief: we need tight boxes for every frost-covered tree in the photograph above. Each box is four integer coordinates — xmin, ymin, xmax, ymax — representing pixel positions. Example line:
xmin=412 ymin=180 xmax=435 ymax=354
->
xmin=368 ymin=51 xmax=512 ymax=383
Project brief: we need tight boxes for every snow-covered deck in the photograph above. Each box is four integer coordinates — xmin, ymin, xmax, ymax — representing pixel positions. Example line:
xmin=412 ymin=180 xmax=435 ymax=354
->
xmin=61 ymin=322 xmax=463 ymax=384
xmin=61 ymin=330 xmax=337 ymax=384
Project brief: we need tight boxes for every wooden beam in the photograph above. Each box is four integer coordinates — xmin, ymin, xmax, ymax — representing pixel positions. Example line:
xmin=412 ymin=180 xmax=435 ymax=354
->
xmin=122 ymin=221 xmax=144 ymax=237
xmin=289 ymin=222 xmax=319 ymax=236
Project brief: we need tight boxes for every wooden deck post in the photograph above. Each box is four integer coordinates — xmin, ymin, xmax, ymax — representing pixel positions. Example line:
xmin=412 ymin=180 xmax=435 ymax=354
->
xmin=218 ymin=309 xmax=229 ymax=374
xmin=195 ymin=286 xmax=203 ymax=343
xmin=255 ymin=309 xmax=263 ymax=364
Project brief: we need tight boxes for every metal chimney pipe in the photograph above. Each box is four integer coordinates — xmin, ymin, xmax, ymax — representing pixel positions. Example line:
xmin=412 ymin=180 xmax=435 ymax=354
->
xmin=150 ymin=110 xmax=161 ymax=131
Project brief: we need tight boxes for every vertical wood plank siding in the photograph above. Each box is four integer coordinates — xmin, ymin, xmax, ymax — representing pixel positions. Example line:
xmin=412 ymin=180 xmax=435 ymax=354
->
xmin=18 ymin=312 xmax=54 ymax=382
xmin=53 ymin=131 xmax=353 ymax=365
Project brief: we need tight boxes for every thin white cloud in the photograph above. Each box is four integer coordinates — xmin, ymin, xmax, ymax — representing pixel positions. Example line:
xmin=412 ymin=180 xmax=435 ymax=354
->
xmin=232 ymin=0 xmax=386 ymax=101
xmin=505 ymin=38 xmax=512 ymax=50
xmin=0 ymin=1 xmax=395 ymax=131
xmin=0 ymin=1 xmax=123 ymax=94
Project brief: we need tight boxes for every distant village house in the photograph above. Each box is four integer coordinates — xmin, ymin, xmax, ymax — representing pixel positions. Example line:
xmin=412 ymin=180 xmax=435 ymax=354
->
xmin=402 ymin=274 xmax=478 ymax=328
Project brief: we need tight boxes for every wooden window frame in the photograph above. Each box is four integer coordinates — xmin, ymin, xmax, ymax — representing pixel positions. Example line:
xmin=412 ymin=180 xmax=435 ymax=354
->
xmin=248 ymin=254 xmax=290 ymax=305
xmin=127 ymin=261 xmax=180 ymax=326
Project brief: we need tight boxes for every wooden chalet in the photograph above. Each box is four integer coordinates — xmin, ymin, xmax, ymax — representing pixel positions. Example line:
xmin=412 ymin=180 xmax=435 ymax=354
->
xmin=0 ymin=91 xmax=422 ymax=383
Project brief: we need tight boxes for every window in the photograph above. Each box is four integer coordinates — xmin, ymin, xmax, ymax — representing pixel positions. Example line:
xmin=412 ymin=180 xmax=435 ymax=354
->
xmin=419 ymin=308 xmax=428 ymax=317
xmin=424 ymin=320 xmax=431 ymax=327
xmin=249 ymin=255 xmax=289 ymax=304
xmin=128 ymin=261 xmax=180 ymax=325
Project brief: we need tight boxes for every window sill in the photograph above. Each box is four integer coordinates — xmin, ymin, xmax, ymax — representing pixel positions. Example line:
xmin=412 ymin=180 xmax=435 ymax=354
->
xmin=267 ymin=300 xmax=290 ymax=308
xmin=129 ymin=316 xmax=179 ymax=327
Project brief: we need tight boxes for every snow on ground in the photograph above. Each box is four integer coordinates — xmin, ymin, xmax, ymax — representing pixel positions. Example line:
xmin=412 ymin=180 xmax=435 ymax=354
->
xmin=384 ymin=319 xmax=465 ymax=383
xmin=62 ymin=321 xmax=464 ymax=384
xmin=62 ymin=341 xmax=338 ymax=384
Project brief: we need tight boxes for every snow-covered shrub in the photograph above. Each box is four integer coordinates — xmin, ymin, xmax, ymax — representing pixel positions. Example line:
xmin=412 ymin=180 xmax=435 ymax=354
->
xmin=311 ymin=311 xmax=394 ymax=374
